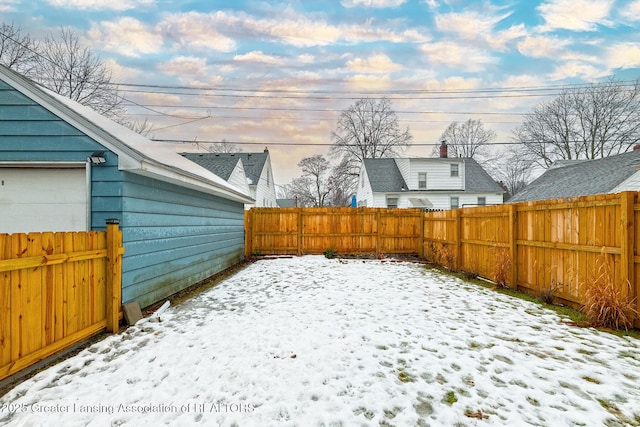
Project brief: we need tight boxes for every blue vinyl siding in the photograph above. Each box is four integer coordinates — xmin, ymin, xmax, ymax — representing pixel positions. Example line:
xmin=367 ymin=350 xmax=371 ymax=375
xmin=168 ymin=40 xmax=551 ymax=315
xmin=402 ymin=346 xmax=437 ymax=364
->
xmin=119 ymin=172 xmax=245 ymax=307
xmin=1 ymin=81 xmax=246 ymax=309
xmin=90 ymin=159 xmax=123 ymax=229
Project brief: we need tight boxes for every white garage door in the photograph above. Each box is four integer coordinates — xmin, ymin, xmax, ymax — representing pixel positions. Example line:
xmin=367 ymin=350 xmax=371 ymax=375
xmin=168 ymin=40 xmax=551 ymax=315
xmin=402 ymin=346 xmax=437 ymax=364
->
xmin=0 ymin=167 xmax=88 ymax=234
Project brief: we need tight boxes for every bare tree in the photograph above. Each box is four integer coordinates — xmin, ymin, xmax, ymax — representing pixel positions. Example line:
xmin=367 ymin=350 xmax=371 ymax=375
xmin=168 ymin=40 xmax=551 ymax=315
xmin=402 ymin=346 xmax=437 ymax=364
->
xmin=299 ymin=155 xmax=331 ymax=207
xmin=0 ymin=22 xmax=39 ymax=77
xmin=208 ymin=138 xmax=242 ymax=153
xmin=331 ymin=97 xmax=411 ymax=195
xmin=515 ymin=79 xmax=640 ymax=168
xmin=1 ymin=23 xmax=155 ymax=135
xmin=37 ymin=27 xmax=124 ymax=119
xmin=435 ymin=119 xmax=495 ymax=159
xmin=489 ymin=146 xmax=535 ymax=198
xmin=331 ymin=97 xmax=411 ymax=161
xmin=282 ymin=177 xmax=317 ymax=207
xmin=283 ymin=155 xmax=354 ymax=207
xmin=327 ymin=157 xmax=355 ymax=206
xmin=119 ymin=117 xmax=155 ymax=137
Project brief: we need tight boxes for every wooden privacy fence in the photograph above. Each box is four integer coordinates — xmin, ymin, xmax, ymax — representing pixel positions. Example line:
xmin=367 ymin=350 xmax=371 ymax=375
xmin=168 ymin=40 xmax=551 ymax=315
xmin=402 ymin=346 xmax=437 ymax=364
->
xmin=422 ymin=192 xmax=639 ymax=325
xmin=0 ymin=220 xmax=124 ymax=381
xmin=246 ymin=194 xmax=639 ymax=326
xmin=245 ymin=207 xmax=423 ymax=256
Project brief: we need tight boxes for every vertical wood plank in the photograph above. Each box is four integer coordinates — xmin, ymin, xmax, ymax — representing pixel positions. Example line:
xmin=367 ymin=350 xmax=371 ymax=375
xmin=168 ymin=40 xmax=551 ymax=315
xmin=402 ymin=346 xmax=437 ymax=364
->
xmin=53 ymin=233 xmax=65 ymax=341
xmin=106 ymin=219 xmax=123 ymax=333
xmin=244 ymin=210 xmax=251 ymax=257
xmin=297 ymin=208 xmax=303 ymax=256
xmin=454 ymin=209 xmax=461 ymax=271
xmin=509 ymin=204 xmax=518 ymax=288
xmin=41 ymin=232 xmax=55 ymax=346
xmin=620 ymin=192 xmax=635 ymax=302
xmin=0 ymin=234 xmax=11 ymax=367
xmin=10 ymin=234 xmax=26 ymax=361
xmin=64 ymin=232 xmax=78 ymax=335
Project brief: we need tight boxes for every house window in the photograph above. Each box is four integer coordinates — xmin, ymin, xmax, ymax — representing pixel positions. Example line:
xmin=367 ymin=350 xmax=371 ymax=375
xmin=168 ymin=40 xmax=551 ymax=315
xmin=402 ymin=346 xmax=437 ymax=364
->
xmin=266 ymin=170 xmax=270 ymax=186
xmin=386 ymin=197 xmax=398 ymax=208
xmin=418 ymin=172 xmax=427 ymax=189
xmin=451 ymin=164 xmax=459 ymax=177
xmin=450 ymin=196 xmax=459 ymax=209
xmin=478 ymin=197 xmax=486 ymax=206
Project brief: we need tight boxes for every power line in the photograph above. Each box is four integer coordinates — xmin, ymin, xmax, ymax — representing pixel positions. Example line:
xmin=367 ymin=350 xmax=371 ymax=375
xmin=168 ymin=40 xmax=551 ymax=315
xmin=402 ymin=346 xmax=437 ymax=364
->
xmin=154 ymin=139 xmax=513 ymax=146
xmin=123 ymin=103 xmax=528 ymax=115
xmin=117 ymin=87 xmax=564 ymax=101
xmin=154 ymin=138 xmax=640 ymax=147
xmin=111 ymin=80 xmax=640 ymax=95
xmin=125 ymin=112 xmax=521 ymax=124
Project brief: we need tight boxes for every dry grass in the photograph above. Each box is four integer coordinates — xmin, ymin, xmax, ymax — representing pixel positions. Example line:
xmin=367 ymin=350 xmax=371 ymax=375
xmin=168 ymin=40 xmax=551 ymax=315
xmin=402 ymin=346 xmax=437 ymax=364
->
xmin=583 ymin=254 xmax=637 ymax=331
xmin=493 ymin=248 xmax=511 ymax=289
xmin=538 ymin=280 xmax=560 ymax=304
xmin=431 ymin=243 xmax=455 ymax=270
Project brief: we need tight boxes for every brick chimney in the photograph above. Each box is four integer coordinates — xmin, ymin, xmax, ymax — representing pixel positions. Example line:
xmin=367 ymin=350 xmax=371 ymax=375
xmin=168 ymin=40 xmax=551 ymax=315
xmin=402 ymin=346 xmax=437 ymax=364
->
xmin=439 ymin=140 xmax=448 ymax=158
xmin=634 ymin=144 xmax=640 ymax=151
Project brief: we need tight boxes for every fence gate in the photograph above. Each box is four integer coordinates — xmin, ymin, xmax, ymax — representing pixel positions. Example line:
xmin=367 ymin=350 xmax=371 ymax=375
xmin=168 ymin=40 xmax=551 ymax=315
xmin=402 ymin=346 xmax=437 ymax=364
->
xmin=0 ymin=220 xmax=123 ymax=381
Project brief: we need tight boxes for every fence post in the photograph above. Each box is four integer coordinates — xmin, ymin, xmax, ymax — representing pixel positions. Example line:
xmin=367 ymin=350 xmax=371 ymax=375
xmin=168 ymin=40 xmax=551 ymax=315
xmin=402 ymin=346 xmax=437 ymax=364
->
xmin=419 ymin=211 xmax=425 ymax=258
xmin=105 ymin=219 xmax=123 ymax=333
xmin=297 ymin=208 xmax=303 ymax=256
xmin=376 ymin=209 xmax=382 ymax=258
xmin=620 ymin=192 xmax=635 ymax=308
xmin=454 ymin=209 xmax=461 ymax=270
xmin=244 ymin=210 xmax=252 ymax=257
xmin=509 ymin=203 xmax=518 ymax=289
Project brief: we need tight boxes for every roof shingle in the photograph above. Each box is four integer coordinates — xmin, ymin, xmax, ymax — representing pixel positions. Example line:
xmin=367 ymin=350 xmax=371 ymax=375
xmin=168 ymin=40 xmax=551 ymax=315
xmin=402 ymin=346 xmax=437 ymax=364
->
xmin=180 ymin=152 xmax=268 ymax=185
xmin=509 ymin=150 xmax=640 ymax=203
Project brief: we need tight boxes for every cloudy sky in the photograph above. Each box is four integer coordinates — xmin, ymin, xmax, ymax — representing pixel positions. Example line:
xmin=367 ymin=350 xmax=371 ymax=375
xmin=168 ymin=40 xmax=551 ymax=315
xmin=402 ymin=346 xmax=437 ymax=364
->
xmin=2 ymin=0 xmax=640 ymax=187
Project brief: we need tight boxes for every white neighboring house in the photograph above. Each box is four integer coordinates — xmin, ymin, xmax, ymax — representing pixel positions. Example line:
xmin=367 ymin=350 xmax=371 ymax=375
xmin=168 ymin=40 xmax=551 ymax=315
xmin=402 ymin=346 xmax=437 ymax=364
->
xmin=182 ymin=148 xmax=277 ymax=209
xmin=356 ymin=148 xmax=504 ymax=209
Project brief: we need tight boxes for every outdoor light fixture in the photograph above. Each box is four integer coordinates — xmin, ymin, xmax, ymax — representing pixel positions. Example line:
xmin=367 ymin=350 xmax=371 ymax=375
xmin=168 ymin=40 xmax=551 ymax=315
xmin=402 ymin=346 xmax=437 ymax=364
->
xmin=88 ymin=151 xmax=106 ymax=165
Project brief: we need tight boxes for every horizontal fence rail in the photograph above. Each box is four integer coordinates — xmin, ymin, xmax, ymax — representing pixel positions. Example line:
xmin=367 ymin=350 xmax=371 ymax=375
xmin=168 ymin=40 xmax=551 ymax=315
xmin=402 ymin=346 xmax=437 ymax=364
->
xmin=0 ymin=221 xmax=123 ymax=381
xmin=246 ymin=194 xmax=639 ymax=327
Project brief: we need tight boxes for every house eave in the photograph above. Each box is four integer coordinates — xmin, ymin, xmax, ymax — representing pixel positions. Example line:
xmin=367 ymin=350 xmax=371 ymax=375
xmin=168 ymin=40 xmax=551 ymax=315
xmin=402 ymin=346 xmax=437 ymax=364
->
xmin=0 ymin=66 xmax=252 ymax=203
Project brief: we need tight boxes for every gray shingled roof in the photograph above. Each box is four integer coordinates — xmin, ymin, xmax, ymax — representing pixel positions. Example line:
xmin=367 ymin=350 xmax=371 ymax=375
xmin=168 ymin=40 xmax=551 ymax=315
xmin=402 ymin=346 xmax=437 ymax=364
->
xmin=509 ymin=149 xmax=640 ymax=203
xmin=180 ymin=153 xmax=239 ymax=180
xmin=363 ymin=159 xmax=408 ymax=192
xmin=277 ymin=198 xmax=297 ymax=207
xmin=464 ymin=158 xmax=505 ymax=192
xmin=363 ymin=158 xmax=503 ymax=193
xmin=180 ymin=152 xmax=268 ymax=185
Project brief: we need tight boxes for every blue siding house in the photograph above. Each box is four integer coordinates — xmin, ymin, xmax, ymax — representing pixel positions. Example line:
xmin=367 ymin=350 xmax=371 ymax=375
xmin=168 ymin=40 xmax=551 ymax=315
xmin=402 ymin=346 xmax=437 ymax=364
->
xmin=0 ymin=65 xmax=253 ymax=308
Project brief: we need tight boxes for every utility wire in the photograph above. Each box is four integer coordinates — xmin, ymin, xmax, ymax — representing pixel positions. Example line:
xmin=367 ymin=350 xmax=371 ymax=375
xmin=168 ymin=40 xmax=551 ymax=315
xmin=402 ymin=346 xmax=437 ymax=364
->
xmin=122 ymin=103 xmax=528 ymax=115
xmin=110 ymin=80 xmax=640 ymax=95
xmin=155 ymin=138 xmax=631 ymax=147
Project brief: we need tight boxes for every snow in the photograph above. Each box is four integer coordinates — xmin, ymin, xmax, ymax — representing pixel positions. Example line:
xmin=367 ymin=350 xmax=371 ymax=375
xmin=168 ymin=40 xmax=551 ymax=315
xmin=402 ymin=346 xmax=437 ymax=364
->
xmin=1 ymin=256 xmax=639 ymax=426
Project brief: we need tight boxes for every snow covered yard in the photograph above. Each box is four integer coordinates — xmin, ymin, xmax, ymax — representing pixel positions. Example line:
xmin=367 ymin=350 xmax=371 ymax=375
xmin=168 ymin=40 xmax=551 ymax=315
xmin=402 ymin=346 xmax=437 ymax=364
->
xmin=1 ymin=256 xmax=639 ymax=427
